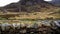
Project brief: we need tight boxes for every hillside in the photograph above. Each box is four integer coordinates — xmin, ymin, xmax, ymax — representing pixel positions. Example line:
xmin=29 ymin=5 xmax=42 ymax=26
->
xmin=0 ymin=0 xmax=60 ymax=19
xmin=0 ymin=0 xmax=60 ymax=34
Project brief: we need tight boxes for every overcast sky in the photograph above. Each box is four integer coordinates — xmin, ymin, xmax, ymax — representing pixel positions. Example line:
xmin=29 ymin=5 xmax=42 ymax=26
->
xmin=44 ymin=0 xmax=52 ymax=1
xmin=0 ymin=0 xmax=52 ymax=7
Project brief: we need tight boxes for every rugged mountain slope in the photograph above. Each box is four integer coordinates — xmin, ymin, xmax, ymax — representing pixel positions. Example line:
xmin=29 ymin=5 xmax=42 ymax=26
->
xmin=1 ymin=0 xmax=56 ymax=12
xmin=0 ymin=0 xmax=60 ymax=19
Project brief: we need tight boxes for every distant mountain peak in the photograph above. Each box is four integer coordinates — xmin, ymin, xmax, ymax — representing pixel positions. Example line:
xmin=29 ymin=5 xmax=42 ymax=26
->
xmin=0 ymin=0 xmax=56 ymax=12
xmin=18 ymin=0 xmax=44 ymax=5
xmin=48 ymin=0 xmax=60 ymax=6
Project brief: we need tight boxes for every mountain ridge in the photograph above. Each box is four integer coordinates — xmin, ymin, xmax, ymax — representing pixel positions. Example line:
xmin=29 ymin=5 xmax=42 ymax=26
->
xmin=0 ymin=0 xmax=56 ymax=12
xmin=0 ymin=0 xmax=60 ymax=19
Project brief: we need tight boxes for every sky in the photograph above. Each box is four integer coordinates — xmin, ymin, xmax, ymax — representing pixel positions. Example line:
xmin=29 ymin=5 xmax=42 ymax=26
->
xmin=0 ymin=0 xmax=19 ymax=7
xmin=44 ymin=0 xmax=52 ymax=1
xmin=0 ymin=0 xmax=52 ymax=7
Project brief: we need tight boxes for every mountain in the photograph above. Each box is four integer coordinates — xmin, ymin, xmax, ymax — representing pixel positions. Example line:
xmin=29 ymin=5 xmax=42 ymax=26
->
xmin=0 ymin=0 xmax=56 ymax=12
xmin=48 ymin=0 xmax=60 ymax=6
xmin=0 ymin=0 xmax=60 ymax=19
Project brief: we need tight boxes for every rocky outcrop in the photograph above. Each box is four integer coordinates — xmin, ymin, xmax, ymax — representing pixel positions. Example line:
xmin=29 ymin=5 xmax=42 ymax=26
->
xmin=0 ymin=20 xmax=60 ymax=34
